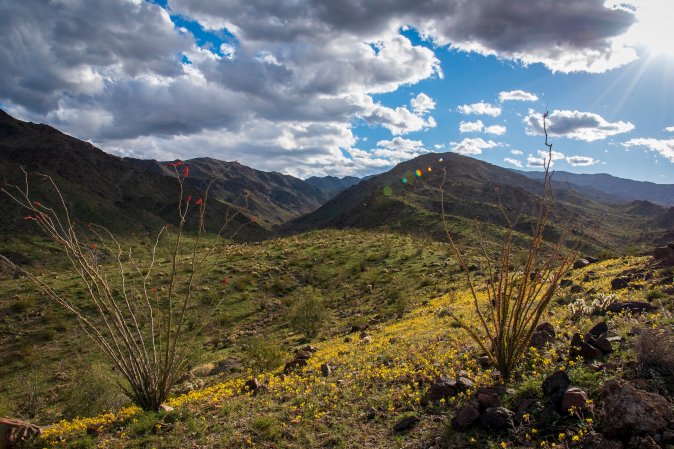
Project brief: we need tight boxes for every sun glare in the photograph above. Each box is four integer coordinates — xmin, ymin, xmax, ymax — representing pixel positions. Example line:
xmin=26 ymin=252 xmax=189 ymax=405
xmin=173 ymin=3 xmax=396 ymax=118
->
xmin=629 ymin=2 xmax=674 ymax=58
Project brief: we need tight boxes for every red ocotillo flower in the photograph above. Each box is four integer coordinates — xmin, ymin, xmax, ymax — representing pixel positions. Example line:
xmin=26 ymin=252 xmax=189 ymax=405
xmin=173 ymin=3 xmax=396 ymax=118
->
xmin=167 ymin=160 xmax=184 ymax=167
xmin=183 ymin=166 xmax=189 ymax=178
xmin=250 ymin=216 xmax=257 ymax=223
xmin=185 ymin=194 xmax=192 ymax=203
xmin=33 ymin=201 xmax=42 ymax=207
xmin=222 ymin=276 xmax=229 ymax=286
xmin=23 ymin=215 xmax=34 ymax=221
xmin=195 ymin=198 xmax=203 ymax=205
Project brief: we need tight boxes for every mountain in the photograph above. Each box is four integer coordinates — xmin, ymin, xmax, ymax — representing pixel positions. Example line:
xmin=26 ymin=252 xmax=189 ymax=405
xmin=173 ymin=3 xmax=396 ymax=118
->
xmin=125 ymin=157 xmax=330 ymax=227
xmin=288 ymin=152 xmax=672 ymax=253
xmin=304 ymin=175 xmax=361 ymax=198
xmin=515 ymin=169 xmax=674 ymax=206
xmin=0 ymin=110 xmax=325 ymax=241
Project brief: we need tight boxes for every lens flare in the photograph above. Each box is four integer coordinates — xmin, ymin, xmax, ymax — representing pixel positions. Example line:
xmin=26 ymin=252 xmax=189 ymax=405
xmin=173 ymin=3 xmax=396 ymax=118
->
xmin=415 ymin=169 xmax=422 ymax=177
xmin=401 ymin=177 xmax=408 ymax=184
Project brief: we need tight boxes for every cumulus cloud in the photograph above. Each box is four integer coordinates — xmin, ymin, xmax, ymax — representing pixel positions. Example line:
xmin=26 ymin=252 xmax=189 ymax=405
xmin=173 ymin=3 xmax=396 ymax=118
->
xmin=457 ymin=101 xmax=502 ymax=116
xmin=527 ymin=155 xmax=547 ymax=168
xmin=459 ymin=120 xmax=484 ymax=133
xmin=524 ymin=109 xmax=634 ymax=142
xmin=623 ymin=138 xmax=674 ymax=163
xmin=450 ymin=138 xmax=499 ymax=155
xmin=484 ymin=124 xmax=507 ymax=135
xmin=0 ymin=0 xmax=642 ymax=176
xmin=566 ymin=155 xmax=598 ymax=166
xmin=511 ymin=149 xmax=524 ymax=155
xmin=499 ymin=90 xmax=538 ymax=102
xmin=410 ymin=92 xmax=436 ymax=114
xmin=371 ymin=137 xmax=429 ymax=161
xmin=504 ymin=157 xmax=522 ymax=167
xmin=665 ymin=126 xmax=674 ymax=133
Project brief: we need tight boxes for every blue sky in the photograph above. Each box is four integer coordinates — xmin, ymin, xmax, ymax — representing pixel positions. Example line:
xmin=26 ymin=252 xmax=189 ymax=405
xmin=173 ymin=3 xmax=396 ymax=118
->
xmin=1 ymin=0 xmax=673 ymax=182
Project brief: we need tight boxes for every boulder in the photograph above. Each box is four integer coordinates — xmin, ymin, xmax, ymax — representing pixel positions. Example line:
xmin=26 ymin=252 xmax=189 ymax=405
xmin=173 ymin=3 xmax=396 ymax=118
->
xmin=190 ymin=363 xmax=216 ymax=377
xmin=456 ymin=376 xmax=474 ymax=392
xmin=588 ymin=321 xmax=609 ymax=337
xmin=320 ymin=363 xmax=332 ymax=377
xmin=600 ymin=379 xmax=674 ymax=440
xmin=560 ymin=279 xmax=574 ymax=288
xmin=283 ymin=358 xmax=308 ymax=374
xmin=542 ymin=370 xmax=570 ymax=408
xmin=530 ymin=322 xmax=556 ymax=348
xmin=570 ymin=285 xmax=584 ymax=294
xmin=393 ymin=415 xmax=419 ymax=432
xmin=0 ymin=418 xmax=41 ymax=448
xmin=611 ymin=277 xmax=630 ymax=290
xmin=561 ymin=387 xmax=590 ymax=415
xmin=479 ymin=407 xmax=515 ymax=433
xmin=427 ymin=377 xmax=458 ymax=401
xmin=241 ymin=378 xmax=260 ymax=393
xmin=573 ymin=259 xmax=591 ymax=269
xmin=452 ymin=399 xmax=481 ymax=430
xmin=653 ymin=243 xmax=674 ymax=267
xmin=583 ymin=432 xmax=625 ymax=449
xmin=476 ymin=386 xmax=503 ymax=410
xmin=570 ymin=333 xmax=603 ymax=361
xmin=606 ymin=301 xmax=658 ymax=314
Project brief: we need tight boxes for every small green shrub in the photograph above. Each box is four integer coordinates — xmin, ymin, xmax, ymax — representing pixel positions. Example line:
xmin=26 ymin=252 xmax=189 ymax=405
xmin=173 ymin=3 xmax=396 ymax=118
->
xmin=244 ymin=336 xmax=286 ymax=374
xmin=10 ymin=296 xmax=36 ymax=313
xmin=287 ymin=286 xmax=327 ymax=338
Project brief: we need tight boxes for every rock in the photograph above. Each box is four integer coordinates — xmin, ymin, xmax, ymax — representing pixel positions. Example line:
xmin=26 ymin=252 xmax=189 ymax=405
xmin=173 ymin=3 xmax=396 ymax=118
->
xmin=570 ymin=285 xmax=584 ymax=294
xmin=561 ymin=387 xmax=590 ymax=415
xmin=159 ymin=403 xmax=174 ymax=412
xmin=589 ymin=321 xmax=609 ymax=337
xmin=611 ymin=277 xmax=630 ymax=290
xmin=209 ymin=359 xmax=239 ymax=376
xmin=476 ymin=386 xmax=502 ymax=410
xmin=427 ymin=377 xmax=458 ymax=401
xmin=294 ymin=345 xmax=317 ymax=359
xmin=490 ymin=370 xmax=502 ymax=381
xmin=607 ymin=301 xmax=658 ymax=314
xmin=583 ymin=432 xmax=625 ymax=449
xmin=320 ymin=363 xmax=332 ymax=377
xmin=241 ymin=378 xmax=260 ymax=393
xmin=570 ymin=333 xmax=603 ymax=361
xmin=283 ymin=358 xmax=308 ymax=374
xmin=585 ymin=256 xmax=600 ymax=263
xmin=360 ymin=335 xmax=372 ymax=344
xmin=0 ymin=417 xmax=41 ymax=448
xmin=542 ymin=370 xmax=570 ymax=408
xmin=600 ymin=379 xmax=674 ymax=441
xmin=393 ymin=415 xmax=419 ymax=432
xmin=531 ymin=322 xmax=556 ymax=348
xmin=653 ymin=243 xmax=674 ymax=267
xmin=479 ymin=407 xmax=515 ymax=433
xmin=452 ymin=399 xmax=481 ymax=430
xmin=634 ymin=436 xmax=661 ymax=449
xmin=560 ymin=279 xmax=574 ymax=288
xmin=592 ymin=336 xmax=613 ymax=354
xmin=456 ymin=377 xmax=474 ymax=392
xmin=191 ymin=363 xmax=216 ymax=377
xmin=478 ymin=355 xmax=491 ymax=368
xmin=574 ymin=259 xmax=591 ymax=269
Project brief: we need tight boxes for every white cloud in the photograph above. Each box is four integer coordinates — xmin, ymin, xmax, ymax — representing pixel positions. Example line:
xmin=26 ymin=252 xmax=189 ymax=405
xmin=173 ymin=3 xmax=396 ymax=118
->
xmin=450 ymin=137 xmax=499 ymax=155
xmin=352 ymin=94 xmax=437 ymax=135
xmin=511 ymin=149 xmax=524 ymax=155
xmin=372 ymin=137 xmax=429 ymax=161
xmin=459 ymin=120 xmax=484 ymax=133
xmin=665 ymin=126 xmax=674 ymax=133
xmin=410 ymin=92 xmax=436 ymax=114
xmin=499 ymin=90 xmax=538 ymax=102
xmin=566 ymin=155 xmax=598 ymax=166
xmin=504 ymin=157 xmax=522 ymax=167
xmin=457 ymin=101 xmax=502 ymax=116
xmin=623 ymin=138 xmax=674 ymax=163
xmin=524 ymin=109 xmax=634 ymax=142
xmin=527 ymin=155 xmax=547 ymax=168
xmin=484 ymin=124 xmax=507 ymax=135
xmin=538 ymin=149 xmax=566 ymax=161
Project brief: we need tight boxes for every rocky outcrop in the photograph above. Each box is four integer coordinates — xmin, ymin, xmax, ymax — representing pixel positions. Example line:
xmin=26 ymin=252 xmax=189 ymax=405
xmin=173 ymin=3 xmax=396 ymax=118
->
xmin=0 ymin=417 xmax=41 ymax=449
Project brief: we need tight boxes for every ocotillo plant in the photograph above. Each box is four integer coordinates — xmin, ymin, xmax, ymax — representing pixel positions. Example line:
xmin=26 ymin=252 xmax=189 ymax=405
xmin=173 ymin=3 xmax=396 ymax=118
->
xmin=440 ymin=112 xmax=578 ymax=380
xmin=1 ymin=163 xmax=250 ymax=410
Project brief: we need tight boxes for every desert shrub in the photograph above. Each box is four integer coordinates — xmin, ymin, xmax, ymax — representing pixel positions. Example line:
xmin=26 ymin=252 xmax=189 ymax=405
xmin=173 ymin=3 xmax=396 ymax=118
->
xmin=1 ymin=167 xmax=247 ymax=411
xmin=12 ymin=372 xmax=46 ymax=420
xmin=244 ymin=335 xmax=286 ymax=374
xmin=62 ymin=363 xmax=128 ymax=419
xmin=10 ymin=296 xmax=36 ymax=313
xmin=568 ymin=293 xmax=616 ymax=316
xmin=287 ymin=286 xmax=327 ymax=338
xmin=441 ymin=113 xmax=577 ymax=380
xmin=646 ymin=289 xmax=665 ymax=301
xmin=637 ymin=328 xmax=674 ymax=376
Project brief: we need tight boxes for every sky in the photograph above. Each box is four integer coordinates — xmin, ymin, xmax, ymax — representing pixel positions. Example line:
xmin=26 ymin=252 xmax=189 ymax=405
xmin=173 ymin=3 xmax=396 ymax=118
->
xmin=1 ymin=0 xmax=674 ymax=183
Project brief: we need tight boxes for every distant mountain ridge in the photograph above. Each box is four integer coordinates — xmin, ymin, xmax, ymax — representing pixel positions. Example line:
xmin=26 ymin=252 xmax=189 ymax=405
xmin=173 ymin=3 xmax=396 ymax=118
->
xmin=514 ymin=169 xmax=674 ymax=207
xmin=304 ymin=175 xmax=361 ymax=198
xmin=288 ymin=152 xmax=673 ymax=253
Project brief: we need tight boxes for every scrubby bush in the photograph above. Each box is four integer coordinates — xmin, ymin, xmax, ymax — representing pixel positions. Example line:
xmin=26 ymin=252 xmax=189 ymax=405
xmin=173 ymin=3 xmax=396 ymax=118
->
xmin=244 ymin=335 xmax=286 ymax=374
xmin=637 ymin=327 xmax=674 ymax=376
xmin=287 ymin=286 xmax=327 ymax=338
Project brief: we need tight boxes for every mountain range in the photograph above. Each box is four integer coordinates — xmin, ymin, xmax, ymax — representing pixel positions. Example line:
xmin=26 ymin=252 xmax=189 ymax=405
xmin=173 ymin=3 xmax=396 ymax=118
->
xmin=0 ymin=109 xmax=672 ymax=254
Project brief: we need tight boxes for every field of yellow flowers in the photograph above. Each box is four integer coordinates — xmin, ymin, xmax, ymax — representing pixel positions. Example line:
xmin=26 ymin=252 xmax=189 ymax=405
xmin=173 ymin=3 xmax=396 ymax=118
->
xmin=30 ymin=253 xmax=672 ymax=449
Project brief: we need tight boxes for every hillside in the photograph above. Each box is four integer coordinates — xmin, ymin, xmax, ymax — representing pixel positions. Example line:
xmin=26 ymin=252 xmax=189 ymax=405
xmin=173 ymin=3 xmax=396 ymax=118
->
xmin=516 ymin=169 xmax=674 ymax=207
xmin=288 ymin=152 xmax=671 ymax=254
xmin=0 ymin=110 xmax=332 ymax=246
xmin=304 ymin=175 xmax=362 ymax=198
